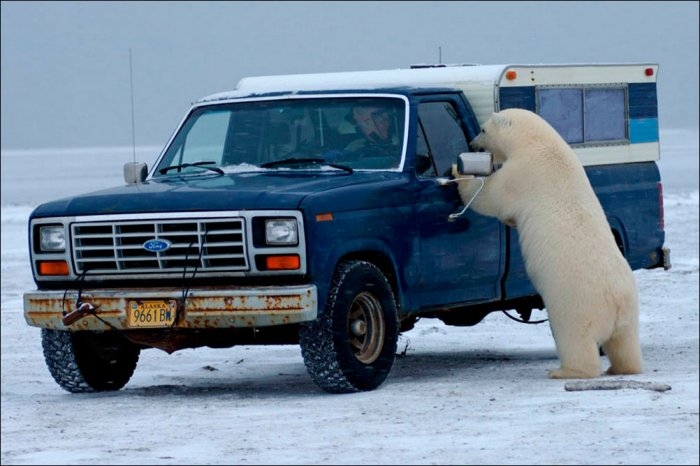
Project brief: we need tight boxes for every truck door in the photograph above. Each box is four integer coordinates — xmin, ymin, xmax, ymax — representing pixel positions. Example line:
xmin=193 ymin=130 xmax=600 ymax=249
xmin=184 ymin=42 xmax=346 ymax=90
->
xmin=413 ymin=96 xmax=505 ymax=308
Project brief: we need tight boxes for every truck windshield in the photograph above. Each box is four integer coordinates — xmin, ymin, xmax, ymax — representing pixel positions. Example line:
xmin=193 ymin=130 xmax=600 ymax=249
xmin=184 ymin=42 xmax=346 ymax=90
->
xmin=153 ymin=96 xmax=407 ymax=177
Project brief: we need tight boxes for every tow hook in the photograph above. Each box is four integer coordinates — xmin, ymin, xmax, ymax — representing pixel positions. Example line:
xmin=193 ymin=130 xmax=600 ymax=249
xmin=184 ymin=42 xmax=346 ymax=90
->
xmin=62 ymin=302 xmax=98 ymax=326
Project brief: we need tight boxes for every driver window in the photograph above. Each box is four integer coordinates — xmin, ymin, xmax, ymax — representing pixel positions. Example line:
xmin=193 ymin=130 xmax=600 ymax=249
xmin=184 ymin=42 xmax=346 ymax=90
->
xmin=415 ymin=122 xmax=437 ymax=177
xmin=418 ymin=101 xmax=470 ymax=176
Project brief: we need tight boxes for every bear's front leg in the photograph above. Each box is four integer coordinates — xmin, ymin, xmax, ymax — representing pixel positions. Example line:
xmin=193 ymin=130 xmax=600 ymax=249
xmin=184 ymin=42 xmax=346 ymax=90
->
xmin=548 ymin=313 xmax=603 ymax=379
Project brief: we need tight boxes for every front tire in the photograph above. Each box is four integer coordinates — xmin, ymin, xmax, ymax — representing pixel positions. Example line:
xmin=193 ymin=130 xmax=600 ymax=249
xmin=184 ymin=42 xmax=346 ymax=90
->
xmin=41 ymin=329 xmax=141 ymax=393
xmin=299 ymin=260 xmax=399 ymax=393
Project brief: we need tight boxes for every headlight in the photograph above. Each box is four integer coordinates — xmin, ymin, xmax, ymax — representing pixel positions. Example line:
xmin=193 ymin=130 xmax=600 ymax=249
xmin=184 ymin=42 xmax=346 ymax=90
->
xmin=39 ymin=225 xmax=66 ymax=252
xmin=265 ymin=219 xmax=298 ymax=245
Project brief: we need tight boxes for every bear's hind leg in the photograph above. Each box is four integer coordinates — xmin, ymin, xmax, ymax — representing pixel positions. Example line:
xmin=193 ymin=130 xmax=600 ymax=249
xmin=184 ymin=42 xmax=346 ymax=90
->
xmin=602 ymin=327 xmax=643 ymax=375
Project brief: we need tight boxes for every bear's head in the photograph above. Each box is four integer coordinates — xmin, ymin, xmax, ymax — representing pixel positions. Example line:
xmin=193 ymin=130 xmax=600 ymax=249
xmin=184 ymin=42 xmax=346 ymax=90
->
xmin=470 ymin=108 xmax=561 ymax=164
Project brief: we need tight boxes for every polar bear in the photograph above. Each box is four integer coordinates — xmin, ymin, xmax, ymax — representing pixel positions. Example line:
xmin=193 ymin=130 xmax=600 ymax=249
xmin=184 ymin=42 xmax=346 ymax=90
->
xmin=453 ymin=108 xmax=643 ymax=379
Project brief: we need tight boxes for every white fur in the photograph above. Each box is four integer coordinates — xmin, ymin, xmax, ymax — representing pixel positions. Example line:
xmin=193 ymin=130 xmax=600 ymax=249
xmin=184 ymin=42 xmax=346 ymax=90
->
xmin=453 ymin=108 xmax=643 ymax=378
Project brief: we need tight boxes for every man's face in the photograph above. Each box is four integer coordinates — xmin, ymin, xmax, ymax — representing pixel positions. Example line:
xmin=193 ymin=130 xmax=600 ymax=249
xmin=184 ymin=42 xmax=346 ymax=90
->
xmin=353 ymin=106 xmax=391 ymax=141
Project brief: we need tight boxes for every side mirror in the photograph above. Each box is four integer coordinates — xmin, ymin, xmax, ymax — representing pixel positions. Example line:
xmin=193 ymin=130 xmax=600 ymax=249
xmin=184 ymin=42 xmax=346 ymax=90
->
xmin=124 ymin=162 xmax=148 ymax=184
xmin=455 ymin=151 xmax=493 ymax=176
xmin=436 ymin=151 xmax=493 ymax=187
xmin=444 ymin=152 xmax=493 ymax=222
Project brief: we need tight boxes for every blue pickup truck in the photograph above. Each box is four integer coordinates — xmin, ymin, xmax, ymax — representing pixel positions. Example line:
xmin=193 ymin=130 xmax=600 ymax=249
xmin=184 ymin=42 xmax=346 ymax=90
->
xmin=24 ymin=63 xmax=670 ymax=393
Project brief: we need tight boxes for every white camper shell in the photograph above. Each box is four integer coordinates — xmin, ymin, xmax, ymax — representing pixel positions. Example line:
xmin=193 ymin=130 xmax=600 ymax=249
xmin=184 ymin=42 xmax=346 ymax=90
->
xmin=227 ymin=63 xmax=660 ymax=167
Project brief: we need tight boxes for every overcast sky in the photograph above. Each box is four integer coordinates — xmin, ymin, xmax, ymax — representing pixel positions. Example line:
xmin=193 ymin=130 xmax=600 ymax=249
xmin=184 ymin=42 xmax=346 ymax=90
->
xmin=1 ymin=1 xmax=698 ymax=150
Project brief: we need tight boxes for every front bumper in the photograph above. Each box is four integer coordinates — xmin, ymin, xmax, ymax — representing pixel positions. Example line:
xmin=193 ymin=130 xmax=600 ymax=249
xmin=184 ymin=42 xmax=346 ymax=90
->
xmin=24 ymin=285 xmax=318 ymax=331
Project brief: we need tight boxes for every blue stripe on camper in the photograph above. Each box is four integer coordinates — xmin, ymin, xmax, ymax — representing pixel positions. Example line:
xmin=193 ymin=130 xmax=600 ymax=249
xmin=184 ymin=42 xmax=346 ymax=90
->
xmin=628 ymin=83 xmax=659 ymax=143
xmin=499 ymin=87 xmax=536 ymax=112
xmin=628 ymin=83 xmax=658 ymax=119
xmin=629 ymin=118 xmax=659 ymax=143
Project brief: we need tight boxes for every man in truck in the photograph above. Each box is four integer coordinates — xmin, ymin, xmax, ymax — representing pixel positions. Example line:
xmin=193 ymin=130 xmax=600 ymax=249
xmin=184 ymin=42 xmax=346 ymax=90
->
xmin=344 ymin=103 xmax=399 ymax=154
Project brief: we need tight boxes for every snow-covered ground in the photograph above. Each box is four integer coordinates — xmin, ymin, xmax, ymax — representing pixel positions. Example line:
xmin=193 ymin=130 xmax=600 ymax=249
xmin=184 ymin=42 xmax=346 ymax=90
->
xmin=1 ymin=129 xmax=698 ymax=465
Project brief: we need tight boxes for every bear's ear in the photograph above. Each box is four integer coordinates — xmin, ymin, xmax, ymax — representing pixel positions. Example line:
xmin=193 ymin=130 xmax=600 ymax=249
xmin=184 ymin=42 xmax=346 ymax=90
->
xmin=491 ymin=112 xmax=511 ymax=129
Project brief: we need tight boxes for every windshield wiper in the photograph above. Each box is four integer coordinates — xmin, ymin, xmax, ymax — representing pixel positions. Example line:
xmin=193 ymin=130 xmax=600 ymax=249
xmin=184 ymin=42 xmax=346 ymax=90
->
xmin=159 ymin=160 xmax=224 ymax=175
xmin=260 ymin=157 xmax=353 ymax=173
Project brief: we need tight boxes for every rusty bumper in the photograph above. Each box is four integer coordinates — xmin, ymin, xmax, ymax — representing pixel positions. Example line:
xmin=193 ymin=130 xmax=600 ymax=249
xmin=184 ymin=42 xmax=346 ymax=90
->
xmin=24 ymin=285 xmax=318 ymax=331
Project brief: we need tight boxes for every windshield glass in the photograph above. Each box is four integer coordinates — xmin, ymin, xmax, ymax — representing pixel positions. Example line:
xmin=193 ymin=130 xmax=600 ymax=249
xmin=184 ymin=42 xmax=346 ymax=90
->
xmin=153 ymin=96 xmax=407 ymax=177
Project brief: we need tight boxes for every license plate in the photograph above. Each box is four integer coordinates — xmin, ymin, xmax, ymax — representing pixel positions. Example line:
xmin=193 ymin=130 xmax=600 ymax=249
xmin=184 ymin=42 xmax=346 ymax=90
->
xmin=127 ymin=300 xmax=178 ymax=328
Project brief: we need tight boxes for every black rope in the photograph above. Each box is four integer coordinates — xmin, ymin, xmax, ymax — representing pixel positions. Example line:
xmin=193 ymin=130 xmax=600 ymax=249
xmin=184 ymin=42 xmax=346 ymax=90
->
xmin=61 ymin=267 xmax=118 ymax=330
xmin=61 ymin=268 xmax=88 ymax=317
xmin=90 ymin=311 xmax=119 ymax=330
xmin=501 ymin=309 xmax=548 ymax=324
xmin=176 ymin=231 xmax=207 ymax=327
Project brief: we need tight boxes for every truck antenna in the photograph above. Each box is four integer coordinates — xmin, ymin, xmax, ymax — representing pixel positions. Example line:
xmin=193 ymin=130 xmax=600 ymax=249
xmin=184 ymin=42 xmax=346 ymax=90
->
xmin=438 ymin=46 xmax=442 ymax=65
xmin=129 ymin=48 xmax=137 ymax=164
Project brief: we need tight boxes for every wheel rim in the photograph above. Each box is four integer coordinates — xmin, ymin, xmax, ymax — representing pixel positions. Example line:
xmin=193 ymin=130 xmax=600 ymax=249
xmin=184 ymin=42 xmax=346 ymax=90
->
xmin=348 ymin=291 xmax=385 ymax=364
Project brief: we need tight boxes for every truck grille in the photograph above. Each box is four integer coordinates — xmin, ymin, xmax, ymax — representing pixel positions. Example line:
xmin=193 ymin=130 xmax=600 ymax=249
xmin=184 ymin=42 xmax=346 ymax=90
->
xmin=71 ymin=218 xmax=248 ymax=274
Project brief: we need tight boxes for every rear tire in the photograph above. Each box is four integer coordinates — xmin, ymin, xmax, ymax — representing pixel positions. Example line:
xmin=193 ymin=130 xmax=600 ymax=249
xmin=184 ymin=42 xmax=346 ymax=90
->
xmin=41 ymin=329 xmax=140 ymax=393
xmin=299 ymin=260 xmax=399 ymax=393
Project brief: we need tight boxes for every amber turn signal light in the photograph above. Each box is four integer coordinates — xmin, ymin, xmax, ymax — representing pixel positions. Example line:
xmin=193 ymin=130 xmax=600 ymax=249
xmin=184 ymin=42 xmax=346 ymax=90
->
xmin=38 ymin=261 xmax=70 ymax=276
xmin=265 ymin=255 xmax=300 ymax=270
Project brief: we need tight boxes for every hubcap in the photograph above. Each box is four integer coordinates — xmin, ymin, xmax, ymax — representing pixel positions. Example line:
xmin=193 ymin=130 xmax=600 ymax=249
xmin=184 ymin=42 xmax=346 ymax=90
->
xmin=348 ymin=292 xmax=385 ymax=364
